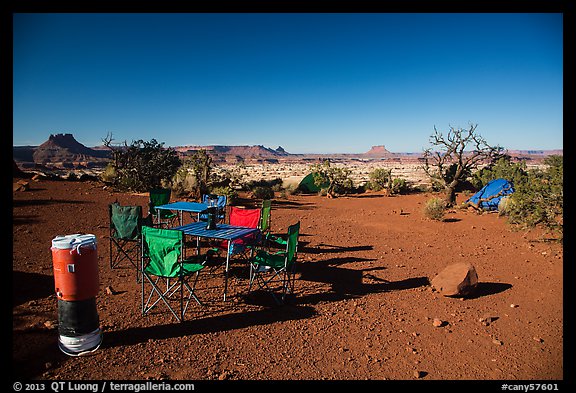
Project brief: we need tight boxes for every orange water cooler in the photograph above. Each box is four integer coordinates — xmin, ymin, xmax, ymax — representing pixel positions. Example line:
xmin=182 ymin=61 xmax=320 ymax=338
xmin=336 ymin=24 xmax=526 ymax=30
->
xmin=51 ymin=234 xmax=102 ymax=356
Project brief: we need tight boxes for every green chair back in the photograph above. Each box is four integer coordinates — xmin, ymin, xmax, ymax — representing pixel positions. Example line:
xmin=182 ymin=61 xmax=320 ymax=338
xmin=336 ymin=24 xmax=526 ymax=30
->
xmin=149 ymin=188 xmax=174 ymax=219
xmin=142 ymin=226 xmax=184 ymax=278
xmin=110 ymin=203 xmax=142 ymax=240
xmin=260 ymin=199 xmax=272 ymax=233
xmin=286 ymin=221 xmax=300 ymax=264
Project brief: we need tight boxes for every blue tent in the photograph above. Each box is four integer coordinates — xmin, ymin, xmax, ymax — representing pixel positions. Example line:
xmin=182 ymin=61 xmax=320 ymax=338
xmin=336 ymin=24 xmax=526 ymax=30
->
xmin=467 ymin=178 xmax=515 ymax=211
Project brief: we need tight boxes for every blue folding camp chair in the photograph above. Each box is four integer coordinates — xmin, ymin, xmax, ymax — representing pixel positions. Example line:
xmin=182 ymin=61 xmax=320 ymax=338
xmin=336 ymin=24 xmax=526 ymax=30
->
xmin=199 ymin=194 xmax=227 ymax=223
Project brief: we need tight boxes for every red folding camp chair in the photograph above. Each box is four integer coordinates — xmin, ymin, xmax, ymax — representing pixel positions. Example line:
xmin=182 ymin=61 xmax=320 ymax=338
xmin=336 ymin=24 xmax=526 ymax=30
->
xmin=206 ymin=207 xmax=262 ymax=270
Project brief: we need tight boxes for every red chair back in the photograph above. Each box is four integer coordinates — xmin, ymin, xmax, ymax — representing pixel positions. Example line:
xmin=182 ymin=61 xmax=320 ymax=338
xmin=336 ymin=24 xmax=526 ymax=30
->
xmin=229 ymin=207 xmax=261 ymax=228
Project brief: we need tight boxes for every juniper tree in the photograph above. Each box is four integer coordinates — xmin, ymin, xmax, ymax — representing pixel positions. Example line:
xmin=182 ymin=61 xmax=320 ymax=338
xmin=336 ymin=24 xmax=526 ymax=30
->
xmin=422 ymin=124 xmax=504 ymax=206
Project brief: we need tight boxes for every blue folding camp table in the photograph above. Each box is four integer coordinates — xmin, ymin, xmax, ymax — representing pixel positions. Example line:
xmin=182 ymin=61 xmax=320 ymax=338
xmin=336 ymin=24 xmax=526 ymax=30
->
xmin=173 ymin=221 xmax=260 ymax=301
xmin=154 ymin=201 xmax=208 ymax=226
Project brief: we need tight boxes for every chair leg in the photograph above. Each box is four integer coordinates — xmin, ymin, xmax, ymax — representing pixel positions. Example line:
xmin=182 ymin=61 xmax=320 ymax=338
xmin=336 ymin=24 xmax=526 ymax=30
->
xmin=142 ymin=272 xmax=203 ymax=323
xmin=249 ymin=265 xmax=285 ymax=305
xmin=248 ymin=262 xmax=256 ymax=293
xmin=142 ymin=275 xmax=182 ymax=322
xmin=188 ymin=271 xmax=203 ymax=306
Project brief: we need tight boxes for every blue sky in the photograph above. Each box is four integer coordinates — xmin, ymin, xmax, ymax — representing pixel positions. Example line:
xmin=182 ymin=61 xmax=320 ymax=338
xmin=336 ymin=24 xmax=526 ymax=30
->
xmin=12 ymin=13 xmax=563 ymax=154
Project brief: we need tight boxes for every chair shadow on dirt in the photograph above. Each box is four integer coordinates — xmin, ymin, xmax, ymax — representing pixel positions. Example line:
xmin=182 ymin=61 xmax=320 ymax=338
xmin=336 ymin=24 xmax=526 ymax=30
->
xmin=13 ymin=198 xmax=92 ymax=208
xmin=13 ymin=199 xmax=93 ymax=226
xmin=295 ymin=256 xmax=430 ymax=305
xmin=13 ymin=270 xmax=55 ymax=307
xmin=352 ymin=194 xmax=387 ymax=199
xmin=103 ymin=303 xmax=316 ymax=348
xmin=268 ymin=199 xmax=317 ymax=211
xmin=13 ymin=214 xmax=43 ymax=226
xmin=299 ymin=242 xmax=373 ymax=255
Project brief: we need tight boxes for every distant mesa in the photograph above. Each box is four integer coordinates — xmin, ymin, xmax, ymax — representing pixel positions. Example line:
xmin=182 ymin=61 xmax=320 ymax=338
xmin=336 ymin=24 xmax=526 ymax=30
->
xmin=175 ymin=144 xmax=291 ymax=163
xmin=364 ymin=145 xmax=392 ymax=156
xmin=13 ymin=133 xmax=562 ymax=173
xmin=30 ymin=133 xmax=110 ymax=168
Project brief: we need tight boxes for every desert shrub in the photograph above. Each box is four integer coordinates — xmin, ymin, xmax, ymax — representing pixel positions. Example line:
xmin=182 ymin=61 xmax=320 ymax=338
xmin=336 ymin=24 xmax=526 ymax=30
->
xmin=368 ymin=168 xmax=392 ymax=191
xmin=311 ymin=160 xmax=354 ymax=197
xmin=251 ymin=185 xmax=275 ymax=200
xmin=471 ymin=155 xmax=563 ymax=237
xmin=278 ymin=183 xmax=298 ymax=198
xmin=245 ymin=178 xmax=283 ymax=191
xmin=187 ymin=149 xmax=213 ymax=199
xmin=424 ymin=197 xmax=446 ymax=221
xmin=171 ymin=165 xmax=197 ymax=197
xmin=411 ymin=183 xmax=430 ymax=193
xmin=272 ymin=182 xmax=284 ymax=192
xmin=428 ymin=178 xmax=445 ymax=192
xmin=104 ymin=138 xmax=181 ymax=192
xmin=100 ymin=163 xmax=116 ymax=184
xmin=506 ymin=155 xmax=563 ymax=237
xmin=497 ymin=196 xmax=514 ymax=217
xmin=390 ymin=178 xmax=409 ymax=195
xmin=471 ymin=156 xmax=528 ymax=190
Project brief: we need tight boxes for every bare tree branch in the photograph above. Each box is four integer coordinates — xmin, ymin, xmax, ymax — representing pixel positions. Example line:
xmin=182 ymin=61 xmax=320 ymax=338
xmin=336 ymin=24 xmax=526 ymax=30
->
xmin=422 ymin=123 xmax=503 ymax=206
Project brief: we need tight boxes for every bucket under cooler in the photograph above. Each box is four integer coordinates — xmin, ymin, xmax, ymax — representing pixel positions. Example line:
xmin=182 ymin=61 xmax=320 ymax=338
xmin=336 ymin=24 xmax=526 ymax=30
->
xmin=51 ymin=234 xmax=102 ymax=356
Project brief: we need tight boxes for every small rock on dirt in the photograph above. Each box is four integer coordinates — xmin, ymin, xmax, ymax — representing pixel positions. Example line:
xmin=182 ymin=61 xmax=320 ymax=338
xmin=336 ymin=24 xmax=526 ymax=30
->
xmin=44 ymin=320 xmax=58 ymax=330
xmin=432 ymin=318 xmax=446 ymax=327
xmin=105 ymin=286 xmax=117 ymax=295
xmin=479 ymin=315 xmax=499 ymax=326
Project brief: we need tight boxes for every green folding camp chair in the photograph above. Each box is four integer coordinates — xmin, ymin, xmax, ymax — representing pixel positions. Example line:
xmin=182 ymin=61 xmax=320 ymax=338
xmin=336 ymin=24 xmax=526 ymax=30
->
xmin=248 ymin=221 xmax=300 ymax=305
xmin=141 ymin=226 xmax=206 ymax=322
xmin=109 ymin=203 xmax=143 ymax=280
xmin=259 ymin=199 xmax=287 ymax=248
xmin=259 ymin=199 xmax=272 ymax=236
xmin=149 ymin=188 xmax=177 ymax=228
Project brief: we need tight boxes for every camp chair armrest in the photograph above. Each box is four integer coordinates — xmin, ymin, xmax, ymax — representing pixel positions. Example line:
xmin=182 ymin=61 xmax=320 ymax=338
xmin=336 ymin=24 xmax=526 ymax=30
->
xmin=265 ymin=233 xmax=287 ymax=245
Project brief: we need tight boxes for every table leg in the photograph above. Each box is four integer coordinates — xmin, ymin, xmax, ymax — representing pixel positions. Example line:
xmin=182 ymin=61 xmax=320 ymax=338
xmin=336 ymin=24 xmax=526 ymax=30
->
xmin=224 ymin=239 xmax=231 ymax=301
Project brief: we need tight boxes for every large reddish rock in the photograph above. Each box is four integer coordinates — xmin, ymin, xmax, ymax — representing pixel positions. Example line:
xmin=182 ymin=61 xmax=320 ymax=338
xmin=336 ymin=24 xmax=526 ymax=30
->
xmin=431 ymin=262 xmax=479 ymax=297
xmin=32 ymin=133 xmax=110 ymax=166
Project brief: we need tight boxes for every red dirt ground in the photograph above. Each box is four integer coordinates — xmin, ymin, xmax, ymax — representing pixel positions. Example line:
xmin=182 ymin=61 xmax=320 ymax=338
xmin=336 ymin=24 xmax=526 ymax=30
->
xmin=12 ymin=177 xmax=566 ymax=383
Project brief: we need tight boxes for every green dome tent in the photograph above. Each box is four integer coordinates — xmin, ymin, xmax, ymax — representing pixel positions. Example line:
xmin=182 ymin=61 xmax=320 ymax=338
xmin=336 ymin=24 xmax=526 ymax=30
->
xmin=298 ymin=172 xmax=329 ymax=193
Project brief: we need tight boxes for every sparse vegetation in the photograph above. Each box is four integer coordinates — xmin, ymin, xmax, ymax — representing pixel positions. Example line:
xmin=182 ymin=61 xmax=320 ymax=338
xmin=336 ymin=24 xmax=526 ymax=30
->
xmin=368 ymin=168 xmax=392 ymax=191
xmin=469 ymin=154 xmax=563 ymax=238
xmin=171 ymin=162 xmax=197 ymax=197
xmin=278 ymin=183 xmax=298 ymax=198
xmin=390 ymin=177 xmax=410 ymax=195
xmin=471 ymin=155 xmax=528 ymax=190
xmin=311 ymin=159 xmax=354 ymax=197
xmin=424 ymin=197 xmax=447 ymax=221
xmin=102 ymin=135 xmax=181 ymax=192
xmin=251 ymin=185 xmax=275 ymax=200
xmin=506 ymin=155 xmax=563 ymax=238
xmin=423 ymin=124 xmax=504 ymax=206
xmin=187 ymin=149 xmax=213 ymax=200
xmin=246 ymin=178 xmax=283 ymax=191
xmin=497 ymin=196 xmax=514 ymax=217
